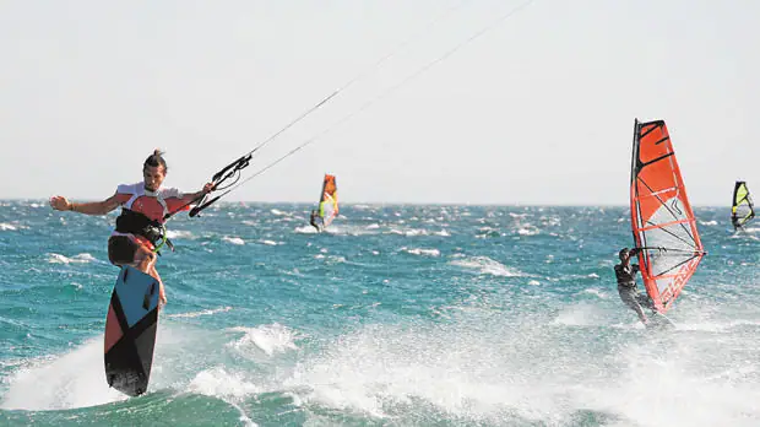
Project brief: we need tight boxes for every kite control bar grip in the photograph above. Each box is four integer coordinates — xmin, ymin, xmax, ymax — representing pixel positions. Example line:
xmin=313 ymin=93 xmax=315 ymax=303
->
xmin=189 ymin=195 xmax=222 ymax=218
xmin=212 ymin=154 xmax=252 ymax=183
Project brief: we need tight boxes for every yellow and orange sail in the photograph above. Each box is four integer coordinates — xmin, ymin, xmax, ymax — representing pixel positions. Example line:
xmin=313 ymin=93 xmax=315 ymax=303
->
xmin=318 ymin=174 xmax=339 ymax=228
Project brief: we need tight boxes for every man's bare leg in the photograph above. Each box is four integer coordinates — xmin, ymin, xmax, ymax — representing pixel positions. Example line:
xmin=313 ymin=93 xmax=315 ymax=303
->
xmin=132 ymin=246 xmax=167 ymax=306
xmin=149 ymin=264 xmax=167 ymax=306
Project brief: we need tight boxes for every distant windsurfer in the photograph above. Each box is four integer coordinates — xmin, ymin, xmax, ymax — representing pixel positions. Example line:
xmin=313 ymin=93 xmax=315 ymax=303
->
xmin=309 ymin=209 xmax=323 ymax=232
xmin=49 ymin=149 xmax=213 ymax=306
xmin=615 ymin=247 xmax=656 ymax=326
xmin=731 ymin=214 xmax=741 ymax=230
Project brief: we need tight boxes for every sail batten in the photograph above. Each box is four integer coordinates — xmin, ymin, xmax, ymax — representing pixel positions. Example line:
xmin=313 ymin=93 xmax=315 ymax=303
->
xmin=630 ymin=119 xmax=705 ymax=313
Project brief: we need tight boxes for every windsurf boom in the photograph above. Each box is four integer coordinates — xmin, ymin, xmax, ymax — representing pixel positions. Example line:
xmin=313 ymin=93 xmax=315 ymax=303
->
xmin=731 ymin=181 xmax=755 ymax=229
xmin=318 ymin=174 xmax=339 ymax=228
xmin=630 ymin=119 xmax=705 ymax=314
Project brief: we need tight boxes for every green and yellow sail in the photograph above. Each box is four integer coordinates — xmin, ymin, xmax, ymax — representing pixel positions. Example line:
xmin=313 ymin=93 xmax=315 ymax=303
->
xmin=731 ymin=181 xmax=755 ymax=229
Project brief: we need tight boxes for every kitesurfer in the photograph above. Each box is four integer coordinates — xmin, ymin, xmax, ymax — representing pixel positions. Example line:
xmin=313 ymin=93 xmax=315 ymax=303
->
xmin=614 ymin=247 xmax=656 ymax=326
xmin=50 ymin=149 xmax=213 ymax=305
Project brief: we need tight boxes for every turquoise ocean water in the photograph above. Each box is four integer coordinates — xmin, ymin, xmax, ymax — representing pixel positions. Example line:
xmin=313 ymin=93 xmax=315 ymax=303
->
xmin=0 ymin=201 xmax=758 ymax=426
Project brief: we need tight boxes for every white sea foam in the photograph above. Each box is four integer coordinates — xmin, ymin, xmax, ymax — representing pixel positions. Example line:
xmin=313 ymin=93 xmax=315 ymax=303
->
xmin=475 ymin=226 xmax=502 ymax=238
xmin=401 ymin=247 xmax=440 ymax=257
xmin=167 ymin=306 xmax=232 ymax=319
xmin=222 ymin=236 xmax=245 ymax=245
xmin=449 ymin=256 xmax=523 ymax=277
xmin=270 ymin=209 xmax=290 ymax=216
xmin=46 ymin=253 xmax=97 ymax=264
xmin=388 ymin=228 xmax=429 ymax=237
xmin=186 ymin=368 xmax=260 ymax=426
xmin=515 ymin=223 xmax=540 ymax=236
xmin=286 ymin=313 xmax=760 ymax=426
xmin=166 ymin=229 xmax=194 ymax=239
xmin=258 ymin=239 xmax=282 ymax=246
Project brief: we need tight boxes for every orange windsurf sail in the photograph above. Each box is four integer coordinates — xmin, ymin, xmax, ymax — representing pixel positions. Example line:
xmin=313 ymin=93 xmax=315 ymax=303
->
xmin=630 ymin=119 xmax=705 ymax=313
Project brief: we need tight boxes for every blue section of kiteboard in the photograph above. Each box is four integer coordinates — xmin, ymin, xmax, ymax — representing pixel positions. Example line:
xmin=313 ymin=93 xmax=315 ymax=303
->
xmin=115 ymin=266 xmax=160 ymax=327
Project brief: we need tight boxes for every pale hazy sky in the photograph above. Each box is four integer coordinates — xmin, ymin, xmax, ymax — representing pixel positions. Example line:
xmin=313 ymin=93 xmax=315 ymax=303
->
xmin=1 ymin=0 xmax=757 ymax=205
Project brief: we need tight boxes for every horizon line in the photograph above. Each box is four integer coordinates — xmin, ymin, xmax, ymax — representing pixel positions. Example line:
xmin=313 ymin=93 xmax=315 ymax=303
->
xmin=0 ymin=198 xmax=729 ymax=209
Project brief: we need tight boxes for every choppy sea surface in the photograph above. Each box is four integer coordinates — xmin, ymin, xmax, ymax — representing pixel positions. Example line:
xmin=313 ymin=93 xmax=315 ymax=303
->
xmin=0 ymin=201 xmax=757 ymax=426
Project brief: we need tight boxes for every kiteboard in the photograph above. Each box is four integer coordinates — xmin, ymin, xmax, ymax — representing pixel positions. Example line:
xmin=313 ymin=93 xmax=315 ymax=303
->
xmin=104 ymin=266 xmax=160 ymax=396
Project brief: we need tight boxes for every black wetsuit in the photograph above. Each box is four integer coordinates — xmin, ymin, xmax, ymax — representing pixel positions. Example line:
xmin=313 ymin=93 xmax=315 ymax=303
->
xmin=309 ymin=213 xmax=322 ymax=232
xmin=614 ymin=262 xmax=654 ymax=323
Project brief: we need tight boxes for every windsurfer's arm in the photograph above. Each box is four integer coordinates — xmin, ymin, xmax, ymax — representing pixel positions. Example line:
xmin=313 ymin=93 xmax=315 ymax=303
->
xmin=49 ymin=193 xmax=121 ymax=215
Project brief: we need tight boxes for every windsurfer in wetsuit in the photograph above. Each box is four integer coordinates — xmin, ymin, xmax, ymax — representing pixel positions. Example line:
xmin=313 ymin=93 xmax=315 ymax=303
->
xmin=615 ymin=247 xmax=656 ymax=326
xmin=309 ymin=209 xmax=322 ymax=232
xmin=50 ymin=149 xmax=213 ymax=306
xmin=731 ymin=211 xmax=741 ymax=230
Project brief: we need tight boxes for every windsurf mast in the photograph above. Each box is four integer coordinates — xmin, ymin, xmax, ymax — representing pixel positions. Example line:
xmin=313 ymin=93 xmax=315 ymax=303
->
xmin=629 ymin=118 xmax=706 ymax=314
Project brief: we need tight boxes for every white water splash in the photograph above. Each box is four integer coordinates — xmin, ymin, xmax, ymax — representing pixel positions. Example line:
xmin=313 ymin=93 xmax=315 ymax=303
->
xmin=227 ymin=323 xmax=299 ymax=357
xmin=0 ymin=339 xmax=127 ymax=410
xmin=188 ymin=367 xmax=261 ymax=398
xmin=295 ymin=225 xmax=319 ymax=234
